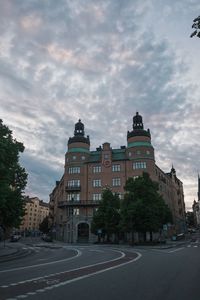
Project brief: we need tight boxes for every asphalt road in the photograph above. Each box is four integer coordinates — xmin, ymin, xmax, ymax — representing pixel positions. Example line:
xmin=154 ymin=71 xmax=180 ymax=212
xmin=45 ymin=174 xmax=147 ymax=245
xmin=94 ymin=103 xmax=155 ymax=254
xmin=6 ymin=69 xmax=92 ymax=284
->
xmin=0 ymin=235 xmax=200 ymax=300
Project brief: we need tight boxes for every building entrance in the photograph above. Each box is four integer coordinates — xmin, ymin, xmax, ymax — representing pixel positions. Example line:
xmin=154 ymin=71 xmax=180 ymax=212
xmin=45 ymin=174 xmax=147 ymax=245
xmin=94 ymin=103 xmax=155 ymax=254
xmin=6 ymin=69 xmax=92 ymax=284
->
xmin=77 ymin=223 xmax=89 ymax=243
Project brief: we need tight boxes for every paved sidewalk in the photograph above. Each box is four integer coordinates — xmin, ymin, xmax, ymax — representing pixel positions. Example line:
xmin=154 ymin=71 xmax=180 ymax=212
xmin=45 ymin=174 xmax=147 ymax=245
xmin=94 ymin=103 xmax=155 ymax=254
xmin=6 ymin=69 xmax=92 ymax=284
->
xmin=0 ymin=241 xmax=19 ymax=258
xmin=0 ymin=236 xmax=193 ymax=261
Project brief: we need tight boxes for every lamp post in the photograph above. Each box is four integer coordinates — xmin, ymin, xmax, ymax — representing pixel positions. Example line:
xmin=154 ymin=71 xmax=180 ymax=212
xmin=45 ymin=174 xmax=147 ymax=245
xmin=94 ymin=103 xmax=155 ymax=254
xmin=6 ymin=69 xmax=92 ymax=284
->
xmin=71 ymin=197 xmax=74 ymax=243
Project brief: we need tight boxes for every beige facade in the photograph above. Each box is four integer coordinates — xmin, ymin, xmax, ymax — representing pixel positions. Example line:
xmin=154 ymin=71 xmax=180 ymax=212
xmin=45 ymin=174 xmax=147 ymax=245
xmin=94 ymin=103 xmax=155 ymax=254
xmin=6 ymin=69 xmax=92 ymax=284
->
xmin=20 ymin=197 xmax=49 ymax=232
xmin=49 ymin=114 xmax=186 ymax=243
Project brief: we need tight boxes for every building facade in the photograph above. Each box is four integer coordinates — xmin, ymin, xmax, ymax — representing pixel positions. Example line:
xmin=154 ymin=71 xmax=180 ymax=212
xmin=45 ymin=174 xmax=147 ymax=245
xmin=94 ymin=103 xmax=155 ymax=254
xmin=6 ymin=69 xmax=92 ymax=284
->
xmin=20 ymin=197 xmax=49 ymax=233
xmin=49 ymin=113 xmax=186 ymax=243
xmin=192 ymin=175 xmax=200 ymax=227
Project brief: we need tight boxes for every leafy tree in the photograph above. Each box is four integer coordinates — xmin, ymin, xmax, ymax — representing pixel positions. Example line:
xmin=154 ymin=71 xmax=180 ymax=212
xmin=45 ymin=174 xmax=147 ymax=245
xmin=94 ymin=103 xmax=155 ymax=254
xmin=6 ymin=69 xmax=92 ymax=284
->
xmin=186 ymin=211 xmax=195 ymax=227
xmin=190 ymin=16 xmax=200 ymax=38
xmin=39 ymin=216 xmax=49 ymax=234
xmin=121 ymin=173 xmax=172 ymax=242
xmin=0 ymin=119 xmax=27 ymax=230
xmin=91 ymin=188 xmax=120 ymax=242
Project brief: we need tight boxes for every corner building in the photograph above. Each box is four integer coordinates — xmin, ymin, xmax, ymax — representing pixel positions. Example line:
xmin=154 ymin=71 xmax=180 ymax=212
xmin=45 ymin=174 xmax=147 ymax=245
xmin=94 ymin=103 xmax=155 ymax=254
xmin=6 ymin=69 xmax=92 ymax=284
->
xmin=50 ymin=113 xmax=186 ymax=243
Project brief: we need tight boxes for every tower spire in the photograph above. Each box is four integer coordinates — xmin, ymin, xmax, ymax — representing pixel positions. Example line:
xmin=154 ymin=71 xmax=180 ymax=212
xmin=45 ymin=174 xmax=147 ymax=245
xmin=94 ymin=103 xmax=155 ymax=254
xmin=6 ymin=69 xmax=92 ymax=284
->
xmin=133 ymin=112 xmax=144 ymax=130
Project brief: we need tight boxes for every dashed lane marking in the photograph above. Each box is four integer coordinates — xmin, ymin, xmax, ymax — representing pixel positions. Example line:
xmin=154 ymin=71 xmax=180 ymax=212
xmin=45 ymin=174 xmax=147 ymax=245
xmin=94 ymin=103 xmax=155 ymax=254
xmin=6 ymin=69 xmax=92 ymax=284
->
xmin=89 ymin=249 xmax=104 ymax=253
xmin=168 ymin=247 xmax=184 ymax=253
xmin=1 ymin=249 xmax=142 ymax=300
xmin=0 ymin=249 xmax=81 ymax=274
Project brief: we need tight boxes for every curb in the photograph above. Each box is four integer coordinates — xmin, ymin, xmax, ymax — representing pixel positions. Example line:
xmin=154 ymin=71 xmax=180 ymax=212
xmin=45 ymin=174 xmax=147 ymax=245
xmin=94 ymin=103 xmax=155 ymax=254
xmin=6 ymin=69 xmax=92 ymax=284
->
xmin=0 ymin=247 xmax=33 ymax=263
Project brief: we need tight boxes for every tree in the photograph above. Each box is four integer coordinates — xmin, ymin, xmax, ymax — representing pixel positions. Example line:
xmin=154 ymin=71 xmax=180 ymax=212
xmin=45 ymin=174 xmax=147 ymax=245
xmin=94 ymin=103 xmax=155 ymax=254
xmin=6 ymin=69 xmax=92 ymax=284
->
xmin=121 ymin=173 xmax=172 ymax=242
xmin=39 ymin=216 xmax=49 ymax=234
xmin=91 ymin=188 xmax=120 ymax=242
xmin=0 ymin=119 xmax=27 ymax=230
xmin=190 ymin=16 xmax=200 ymax=38
xmin=186 ymin=211 xmax=195 ymax=228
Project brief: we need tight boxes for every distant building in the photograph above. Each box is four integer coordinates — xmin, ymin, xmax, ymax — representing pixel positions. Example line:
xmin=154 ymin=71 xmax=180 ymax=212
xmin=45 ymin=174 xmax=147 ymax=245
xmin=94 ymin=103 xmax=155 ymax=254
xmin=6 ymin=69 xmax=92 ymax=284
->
xmin=192 ymin=175 xmax=200 ymax=227
xmin=20 ymin=197 xmax=49 ymax=232
xmin=49 ymin=113 xmax=186 ymax=243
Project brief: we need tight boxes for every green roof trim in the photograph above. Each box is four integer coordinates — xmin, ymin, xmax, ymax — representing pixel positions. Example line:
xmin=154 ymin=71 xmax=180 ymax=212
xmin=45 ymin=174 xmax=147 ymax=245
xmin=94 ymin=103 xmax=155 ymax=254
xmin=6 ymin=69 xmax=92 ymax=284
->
xmin=112 ymin=149 xmax=126 ymax=153
xmin=128 ymin=141 xmax=153 ymax=148
xmin=68 ymin=147 xmax=90 ymax=153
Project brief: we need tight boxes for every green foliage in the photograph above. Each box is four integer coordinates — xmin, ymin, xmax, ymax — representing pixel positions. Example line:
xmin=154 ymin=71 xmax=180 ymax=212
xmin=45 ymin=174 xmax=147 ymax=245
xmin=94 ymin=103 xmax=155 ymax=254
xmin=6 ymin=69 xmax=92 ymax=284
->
xmin=190 ymin=16 xmax=200 ymax=38
xmin=39 ymin=216 xmax=49 ymax=234
xmin=91 ymin=188 xmax=120 ymax=241
xmin=186 ymin=211 xmax=195 ymax=227
xmin=0 ymin=119 xmax=27 ymax=229
xmin=121 ymin=172 xmax=172 ymax=238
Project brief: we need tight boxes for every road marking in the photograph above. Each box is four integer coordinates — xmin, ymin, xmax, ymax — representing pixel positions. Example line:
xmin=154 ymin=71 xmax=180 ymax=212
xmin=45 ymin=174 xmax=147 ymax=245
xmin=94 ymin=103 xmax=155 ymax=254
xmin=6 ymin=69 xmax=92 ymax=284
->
xmin=168 ymin=247 xmax=184 ymax=253
xmin=0 ymin=249 xmax=123 ymax=288
xmin=26 ymin=292 xmax=36 ymax=295
xmin=2 ymin=250 xmax=142 ymax=300
xmin=89 ymin=249 xmax=104 ymax=253
xmin=0 ymin=249 xmax=81 ymax=274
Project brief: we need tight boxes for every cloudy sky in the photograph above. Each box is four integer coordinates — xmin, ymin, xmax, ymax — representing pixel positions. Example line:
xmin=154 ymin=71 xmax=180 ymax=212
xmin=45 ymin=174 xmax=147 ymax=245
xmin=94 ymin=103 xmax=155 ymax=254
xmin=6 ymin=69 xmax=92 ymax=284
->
xmin=0 ymin=0 xmax=200 ymax=210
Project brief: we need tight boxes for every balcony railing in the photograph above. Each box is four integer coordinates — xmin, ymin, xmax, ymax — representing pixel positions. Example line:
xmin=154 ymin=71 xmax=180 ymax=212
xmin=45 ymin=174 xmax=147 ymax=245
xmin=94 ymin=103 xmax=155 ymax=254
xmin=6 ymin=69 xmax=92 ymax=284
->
xmin=65 ymin=185 xmax=81 ymax=192
xmin=57 ymin=200 xmax=100 ymax=208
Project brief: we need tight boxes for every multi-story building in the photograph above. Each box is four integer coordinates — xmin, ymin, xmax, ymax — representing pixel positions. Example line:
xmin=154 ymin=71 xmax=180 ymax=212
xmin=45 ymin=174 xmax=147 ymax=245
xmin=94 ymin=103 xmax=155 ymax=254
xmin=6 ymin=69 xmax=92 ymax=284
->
xmin=20 ymin=197 xmax=49 ymax=233
xmin=192 ymin=175 xmax=200 ymax=227
xmin=49 ymin=113 xmax=186 ymax=243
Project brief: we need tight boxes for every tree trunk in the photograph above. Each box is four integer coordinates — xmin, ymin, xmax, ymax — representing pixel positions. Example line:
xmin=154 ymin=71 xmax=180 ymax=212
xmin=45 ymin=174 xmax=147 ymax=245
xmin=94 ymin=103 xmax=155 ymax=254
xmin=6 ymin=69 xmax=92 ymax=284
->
xmin=98 ymin=234 xmax=101 ymax=243
xmin=106 ymin=233 xmax=110 ymax=242
xmin=150 ymin=231 xmax=153 ymax=242
xmin=131 ymin=230 xmax=134 ymax=245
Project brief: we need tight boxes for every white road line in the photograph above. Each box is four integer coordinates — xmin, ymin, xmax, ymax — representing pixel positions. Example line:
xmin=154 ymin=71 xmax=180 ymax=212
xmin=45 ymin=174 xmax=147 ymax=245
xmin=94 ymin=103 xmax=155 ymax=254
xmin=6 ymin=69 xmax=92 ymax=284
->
xmin=187 ymin=245 xmax=191 ymax=247
xmin=0 ymin=249 xmax=81 ymax=274
xmin=0 ymin=249 xmax=123 ymax=288
xmin=168 ymin=247 xmax=184 ymax=253
xmin=194 ymin=245 xmax=198 ymax=248
xmin=0 ymin=249 xmax=137 ymax=290
xmin=38 ymin=250 xmax=142 ymax=291
xmin=26 ymin=292 xmax=36 ymax=295
xmin=89 ymin=249 xmax=104 ymax=253
xmin=5 ymin=250 xmax=142 ymax=300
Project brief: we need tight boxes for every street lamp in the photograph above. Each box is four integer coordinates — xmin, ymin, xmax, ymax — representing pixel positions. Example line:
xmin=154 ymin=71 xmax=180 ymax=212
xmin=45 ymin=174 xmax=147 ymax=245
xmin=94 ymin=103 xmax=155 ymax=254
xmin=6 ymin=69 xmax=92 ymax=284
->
xmin=71 ymin=197 xmax=74 ymax=243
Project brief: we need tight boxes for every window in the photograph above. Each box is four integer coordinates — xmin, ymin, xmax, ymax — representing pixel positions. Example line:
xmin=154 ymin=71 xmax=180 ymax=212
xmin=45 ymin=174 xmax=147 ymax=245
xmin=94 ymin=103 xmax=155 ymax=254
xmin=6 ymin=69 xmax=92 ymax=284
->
xmin=68 ymin=167 xmax=80 ymax=174
xmin=93 ymin=179 xmax=101 ymax=187
xmin=93 ymin=165 xmax=101 ymax=173
xmin=72 ymin=155 xmax=76 ymax=160
xmin=67 ymin=193 xmax=80 ymax=201
xmin=146 ymin=150 xmax=150 ymax=155
xmin=128 ymin=152 xmax=132 ymax=157
xmin=112 ymin=178 xmax=121 ymax=186
xmin=133 ymin=176 xmax=139 ymax=180
xmin=73 ymin=208 xmax=80 ymax=215
xmin=81 ymin=156 xmax=85 ymax=160
xmin=133 ymin=162 xmax=147 ymax=169
xmin=93 ymin=193 xmax=102 ymax=201
xmin=68 ymin=180 xmax=80 ymax=187
xmin=104 ymin=154 xmax=109 ymax=159
xmin=136 ymin=150 xmax=141 ymax=155
xmin=112 ymin=164 xmax=120 ymax=172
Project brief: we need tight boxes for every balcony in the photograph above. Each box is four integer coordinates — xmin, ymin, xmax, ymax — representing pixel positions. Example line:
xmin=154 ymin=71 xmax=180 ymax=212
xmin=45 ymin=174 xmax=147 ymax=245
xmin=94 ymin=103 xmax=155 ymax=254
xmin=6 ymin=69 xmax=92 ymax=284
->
xmin=57 ymin=200 xmax=100 ymax=208
xmin=65 ymin=185 xmax=81 ymax=192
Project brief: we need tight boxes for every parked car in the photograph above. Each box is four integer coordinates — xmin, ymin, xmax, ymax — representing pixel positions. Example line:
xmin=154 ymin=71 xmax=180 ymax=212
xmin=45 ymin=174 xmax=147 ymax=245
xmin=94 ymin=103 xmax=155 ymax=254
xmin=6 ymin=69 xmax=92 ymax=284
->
xmin=41 ymin=234 xmax=53 ymax=242
xmin=188 ymin=228 xmax=196 ymax=233
xmin=10 ymin=234 xmax=21 ymax=242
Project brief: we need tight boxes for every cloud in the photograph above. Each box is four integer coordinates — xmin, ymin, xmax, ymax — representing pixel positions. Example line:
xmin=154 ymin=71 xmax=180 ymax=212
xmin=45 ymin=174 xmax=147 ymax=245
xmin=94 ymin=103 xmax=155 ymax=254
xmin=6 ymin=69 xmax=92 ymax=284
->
xmin=0 ymin=0 xmax=199 ymax=210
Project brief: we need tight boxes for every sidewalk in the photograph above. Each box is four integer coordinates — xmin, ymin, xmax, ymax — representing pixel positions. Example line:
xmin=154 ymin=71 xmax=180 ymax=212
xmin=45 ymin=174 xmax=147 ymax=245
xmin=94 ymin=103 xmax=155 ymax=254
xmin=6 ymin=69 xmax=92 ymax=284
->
xmin=0 ymin=236 xmax=193 ymax=262
xmin=0 ymin=241 xmax=19 ymax=258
